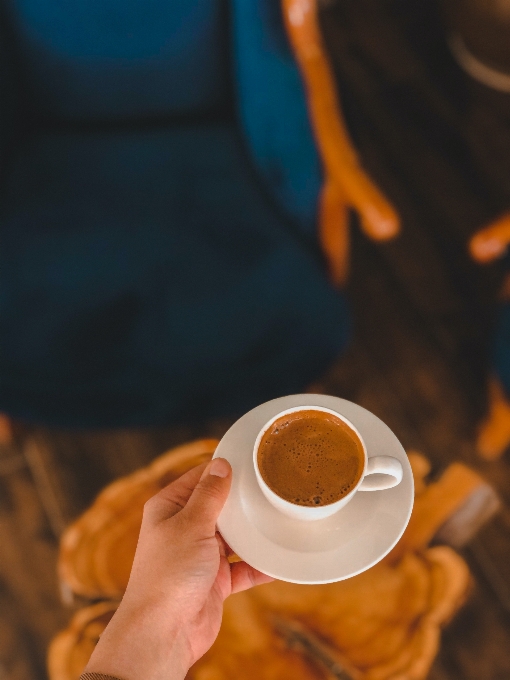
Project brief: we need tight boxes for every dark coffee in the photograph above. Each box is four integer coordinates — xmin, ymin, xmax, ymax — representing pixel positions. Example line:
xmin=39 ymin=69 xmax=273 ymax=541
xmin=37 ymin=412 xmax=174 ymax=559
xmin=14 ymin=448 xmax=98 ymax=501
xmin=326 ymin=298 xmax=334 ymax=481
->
xmin=257 ymin=410 xmax=364 ymax=506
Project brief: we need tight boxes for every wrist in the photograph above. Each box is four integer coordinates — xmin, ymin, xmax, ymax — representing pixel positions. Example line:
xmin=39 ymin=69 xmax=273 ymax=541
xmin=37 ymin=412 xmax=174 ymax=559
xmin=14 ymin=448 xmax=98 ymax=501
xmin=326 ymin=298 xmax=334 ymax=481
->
xmin=84 ymin=601 xmax=191 ymax=680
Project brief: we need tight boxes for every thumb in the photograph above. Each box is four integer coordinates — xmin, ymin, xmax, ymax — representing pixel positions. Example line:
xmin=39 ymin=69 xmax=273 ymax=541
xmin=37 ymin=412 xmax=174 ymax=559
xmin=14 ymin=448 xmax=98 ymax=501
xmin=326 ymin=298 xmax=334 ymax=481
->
xmin=182 ymin=458 xmax=232 ymax=536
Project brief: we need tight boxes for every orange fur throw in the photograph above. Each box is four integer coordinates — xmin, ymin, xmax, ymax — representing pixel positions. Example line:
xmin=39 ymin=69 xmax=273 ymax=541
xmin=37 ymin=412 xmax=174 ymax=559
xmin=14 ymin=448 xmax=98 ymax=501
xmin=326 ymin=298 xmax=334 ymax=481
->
xmin=49 ymin=445 xmax=480 ymax=680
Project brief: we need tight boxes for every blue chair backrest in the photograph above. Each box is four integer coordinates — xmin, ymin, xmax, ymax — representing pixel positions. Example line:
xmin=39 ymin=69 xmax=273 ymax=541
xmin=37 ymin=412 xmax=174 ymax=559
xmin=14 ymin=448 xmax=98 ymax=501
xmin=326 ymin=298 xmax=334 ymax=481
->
xmin=3 ymin=0 xmax=322 ymax=234
xmin=5 ymin=0 xmax=229 ymax=119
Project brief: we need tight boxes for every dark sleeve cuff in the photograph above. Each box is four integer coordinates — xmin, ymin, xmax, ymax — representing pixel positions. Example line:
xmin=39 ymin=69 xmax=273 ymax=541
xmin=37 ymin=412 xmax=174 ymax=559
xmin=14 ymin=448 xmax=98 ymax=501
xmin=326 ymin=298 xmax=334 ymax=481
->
xmin=79 ymin=674 xmax=125 ymax=680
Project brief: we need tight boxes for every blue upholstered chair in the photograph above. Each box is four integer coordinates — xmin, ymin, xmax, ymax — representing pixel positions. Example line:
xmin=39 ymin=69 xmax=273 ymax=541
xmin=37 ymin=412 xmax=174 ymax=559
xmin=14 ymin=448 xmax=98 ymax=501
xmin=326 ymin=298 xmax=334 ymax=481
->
xmin=0 ymin=0 xmax=353 ymax=427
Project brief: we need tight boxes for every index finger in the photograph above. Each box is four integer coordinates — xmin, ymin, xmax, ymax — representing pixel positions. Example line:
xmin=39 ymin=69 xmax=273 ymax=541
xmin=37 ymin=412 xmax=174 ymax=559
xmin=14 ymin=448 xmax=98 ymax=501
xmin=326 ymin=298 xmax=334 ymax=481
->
xmin=143 ymin=462 xmax=209 ymax=524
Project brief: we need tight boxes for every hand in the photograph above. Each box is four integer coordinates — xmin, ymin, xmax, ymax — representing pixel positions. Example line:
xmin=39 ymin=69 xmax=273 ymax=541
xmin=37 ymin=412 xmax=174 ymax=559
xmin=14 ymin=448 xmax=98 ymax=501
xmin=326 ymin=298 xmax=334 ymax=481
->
xmin=84 ymin=458 xmax=273 ymax=680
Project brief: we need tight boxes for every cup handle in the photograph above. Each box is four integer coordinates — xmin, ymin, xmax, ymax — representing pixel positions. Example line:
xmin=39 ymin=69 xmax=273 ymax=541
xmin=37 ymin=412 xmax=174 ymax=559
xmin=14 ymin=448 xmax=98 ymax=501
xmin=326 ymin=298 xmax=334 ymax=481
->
xmin=358 ymin=456 xmax=403 ymax=491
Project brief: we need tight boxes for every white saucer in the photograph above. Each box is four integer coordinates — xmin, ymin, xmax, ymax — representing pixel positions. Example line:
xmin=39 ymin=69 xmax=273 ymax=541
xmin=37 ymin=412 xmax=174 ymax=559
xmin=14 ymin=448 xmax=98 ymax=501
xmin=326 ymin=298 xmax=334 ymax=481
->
xmin=214 ymin=394 xmax=414 ymax=584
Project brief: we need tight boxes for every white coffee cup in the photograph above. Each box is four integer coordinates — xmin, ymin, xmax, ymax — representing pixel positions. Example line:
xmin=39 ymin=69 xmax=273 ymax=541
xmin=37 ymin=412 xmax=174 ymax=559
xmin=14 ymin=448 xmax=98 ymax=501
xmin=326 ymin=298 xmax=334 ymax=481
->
xmin=253 ymin=405 xmax=403 ymax=521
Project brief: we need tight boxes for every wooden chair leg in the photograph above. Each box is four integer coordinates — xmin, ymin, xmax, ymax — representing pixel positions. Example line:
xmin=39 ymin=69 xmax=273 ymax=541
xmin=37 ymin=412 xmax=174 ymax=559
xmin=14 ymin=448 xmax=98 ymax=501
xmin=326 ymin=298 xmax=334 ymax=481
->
xmin=477 ymin=378 xmax=510 ymax=460
xmin=0 ymin=413 xmax=13 ymax=446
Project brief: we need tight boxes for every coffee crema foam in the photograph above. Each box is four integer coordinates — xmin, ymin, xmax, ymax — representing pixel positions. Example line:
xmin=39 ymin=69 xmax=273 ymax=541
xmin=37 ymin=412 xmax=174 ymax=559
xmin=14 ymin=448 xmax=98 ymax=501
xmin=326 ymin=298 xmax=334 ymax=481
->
xmin=257 ymin=410 xmax=364 ymax=506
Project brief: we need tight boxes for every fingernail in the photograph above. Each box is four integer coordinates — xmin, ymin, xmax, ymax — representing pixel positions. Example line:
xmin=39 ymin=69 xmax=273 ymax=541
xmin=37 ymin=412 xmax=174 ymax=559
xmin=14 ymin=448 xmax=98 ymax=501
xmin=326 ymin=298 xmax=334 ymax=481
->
xmin=209 ymin=458 xmax=230 ymax=478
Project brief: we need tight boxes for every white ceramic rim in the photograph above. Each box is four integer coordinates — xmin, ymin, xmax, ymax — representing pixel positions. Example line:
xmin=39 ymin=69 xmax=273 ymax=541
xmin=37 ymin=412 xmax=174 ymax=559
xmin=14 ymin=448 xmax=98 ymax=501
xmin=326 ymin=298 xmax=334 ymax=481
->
xmin=252 ymin=405 xmax=368 ymax=513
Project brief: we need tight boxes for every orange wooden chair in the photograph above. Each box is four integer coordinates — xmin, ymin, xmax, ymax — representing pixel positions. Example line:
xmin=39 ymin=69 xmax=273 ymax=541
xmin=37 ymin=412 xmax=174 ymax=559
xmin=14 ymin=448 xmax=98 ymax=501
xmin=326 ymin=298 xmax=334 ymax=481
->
xmin=48 ymin=443 xmax=499 ymax=680
xmin=470 ymin=213 xmax=510 ymax=459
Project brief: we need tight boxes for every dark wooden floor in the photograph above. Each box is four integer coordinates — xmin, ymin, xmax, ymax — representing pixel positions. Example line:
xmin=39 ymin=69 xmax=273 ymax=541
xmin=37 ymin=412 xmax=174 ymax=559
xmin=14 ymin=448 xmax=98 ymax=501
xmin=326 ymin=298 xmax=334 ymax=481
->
xmin=2 ymin=0 xmax=510 ymax=678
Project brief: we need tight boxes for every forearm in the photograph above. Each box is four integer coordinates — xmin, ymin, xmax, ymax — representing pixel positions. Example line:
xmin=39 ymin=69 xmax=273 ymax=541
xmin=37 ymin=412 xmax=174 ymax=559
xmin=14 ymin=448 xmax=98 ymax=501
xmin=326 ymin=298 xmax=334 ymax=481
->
xmin=83 ymin=601 xmax=191 ymax=680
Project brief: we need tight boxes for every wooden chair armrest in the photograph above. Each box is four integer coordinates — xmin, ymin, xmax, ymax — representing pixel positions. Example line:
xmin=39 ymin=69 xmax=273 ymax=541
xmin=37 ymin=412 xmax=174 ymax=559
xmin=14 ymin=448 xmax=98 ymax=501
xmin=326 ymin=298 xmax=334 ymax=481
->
xmin=388 ymin=460 xmax=500 ymax=562
xmin=469 ymin=212 xmax=510 ymax=263
xmin=282 ymin=0 xmax=400 ymax=242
